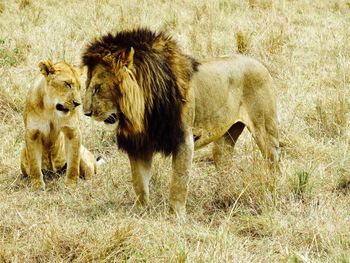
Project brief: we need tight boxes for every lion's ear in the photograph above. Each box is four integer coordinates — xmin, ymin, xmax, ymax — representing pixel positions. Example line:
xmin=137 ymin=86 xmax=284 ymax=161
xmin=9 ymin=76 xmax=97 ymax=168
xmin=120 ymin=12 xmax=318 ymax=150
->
xmin=38 ymin=60 xmax=56 ymax=77
xmin=121 ymin=47 xmax=134 ymax=68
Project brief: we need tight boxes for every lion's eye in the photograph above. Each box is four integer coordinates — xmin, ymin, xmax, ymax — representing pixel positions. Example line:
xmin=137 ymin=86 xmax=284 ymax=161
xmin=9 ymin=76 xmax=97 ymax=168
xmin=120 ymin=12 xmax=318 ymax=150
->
xmin=94 ymin=84 xmax=101 ymax=95
xmin=65 ymin=81 xmax=72 ymax=89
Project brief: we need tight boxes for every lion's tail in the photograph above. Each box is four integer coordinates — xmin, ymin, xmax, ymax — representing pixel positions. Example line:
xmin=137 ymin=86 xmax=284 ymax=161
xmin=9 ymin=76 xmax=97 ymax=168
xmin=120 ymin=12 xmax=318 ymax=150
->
xmin=96 ymin=156 xmax=106 ymax=166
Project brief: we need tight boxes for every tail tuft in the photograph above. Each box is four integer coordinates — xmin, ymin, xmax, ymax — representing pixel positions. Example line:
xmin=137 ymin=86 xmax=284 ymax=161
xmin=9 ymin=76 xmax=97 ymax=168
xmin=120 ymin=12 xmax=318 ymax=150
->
xmin=96 ymin=156 xmax=106 ymax=166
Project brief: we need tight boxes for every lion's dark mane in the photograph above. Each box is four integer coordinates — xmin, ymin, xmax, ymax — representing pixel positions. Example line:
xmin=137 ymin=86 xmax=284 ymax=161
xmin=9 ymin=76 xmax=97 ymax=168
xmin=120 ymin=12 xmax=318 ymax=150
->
xmin=82 ymin=28 xmax=199 ymax=157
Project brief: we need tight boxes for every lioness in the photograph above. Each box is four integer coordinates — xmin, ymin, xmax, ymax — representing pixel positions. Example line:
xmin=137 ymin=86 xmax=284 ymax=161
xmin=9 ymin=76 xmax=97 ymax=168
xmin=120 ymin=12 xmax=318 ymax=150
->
xmin=81 ymin=28 xmax=279 ymax=216
xmin=20 ymin=60 xmax=98 ymax=190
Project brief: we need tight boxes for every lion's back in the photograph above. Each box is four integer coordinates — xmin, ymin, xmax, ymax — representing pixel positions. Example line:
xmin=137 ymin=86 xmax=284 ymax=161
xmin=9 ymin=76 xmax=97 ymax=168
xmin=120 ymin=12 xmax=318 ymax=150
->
xmin=192 ymin=54 xmax=276 ymax=144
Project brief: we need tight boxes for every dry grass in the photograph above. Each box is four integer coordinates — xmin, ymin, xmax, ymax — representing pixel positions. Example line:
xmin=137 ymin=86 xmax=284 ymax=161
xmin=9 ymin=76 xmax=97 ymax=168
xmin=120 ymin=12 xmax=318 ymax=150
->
xmin=0 ymin=0 xmax=350 ymax=262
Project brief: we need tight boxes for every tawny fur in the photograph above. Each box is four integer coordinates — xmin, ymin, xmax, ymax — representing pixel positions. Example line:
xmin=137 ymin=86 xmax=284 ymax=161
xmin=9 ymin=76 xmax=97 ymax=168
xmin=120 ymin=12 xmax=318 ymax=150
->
xmin=20 ymin=60 xmax=97 ymax=190
xmin=81 ymin=28 xmax=279 ymax=217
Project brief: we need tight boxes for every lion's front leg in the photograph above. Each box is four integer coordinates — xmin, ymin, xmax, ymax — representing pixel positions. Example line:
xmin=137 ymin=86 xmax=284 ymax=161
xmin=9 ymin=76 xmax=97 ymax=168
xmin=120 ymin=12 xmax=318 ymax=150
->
xmin=129 ymin=153 xmax=153 ymax=206
xmin=25 ymin=130 xmax=45 ymax=190
xmin=62 ymin=127 xmax=81 ymax=188
xmin=169 ymin=130 xmax=194 ymax=217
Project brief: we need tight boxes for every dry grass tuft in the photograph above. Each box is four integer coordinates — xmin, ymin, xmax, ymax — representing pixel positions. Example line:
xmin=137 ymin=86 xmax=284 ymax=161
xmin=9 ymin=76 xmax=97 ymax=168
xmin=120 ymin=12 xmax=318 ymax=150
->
xmin=292 ymin=170 xmax=312 ymax=200
xmin=263 ymin=25 xmax=289 ymax=55
xmin=0 ymin=0 xmax=349 ymax=261
xmin=0 ymin=86 xmax=24 ymax=115
xmin=19 ymin=0 xmax=31 ymax=10
xmin=306 ymin=96 xmax=349 ymax=139
xmin=248 ymin=0 xmax=273 ymax=9
xmin=335 ymin=168 xmax=350 ymax=194
xmin=0 ymin=39 xmax=27 ymax=67
xmin=0 ymin=1 xmax=4 ymax=13
xmin=235 ymin=31 xmax=251 ymax=54
xmin=210 ymin=165 xmax=277 ymax=216
xmin=0 ymin=96 xmax=7 ymax=118
xmin=80 ymin=225 xmax=138 ymax=262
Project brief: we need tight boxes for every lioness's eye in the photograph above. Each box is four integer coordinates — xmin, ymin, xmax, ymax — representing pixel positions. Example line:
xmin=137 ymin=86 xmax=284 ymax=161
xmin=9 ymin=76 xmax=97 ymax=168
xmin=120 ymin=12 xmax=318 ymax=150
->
xmin=65 ymin=81 xmax=72 ymax=89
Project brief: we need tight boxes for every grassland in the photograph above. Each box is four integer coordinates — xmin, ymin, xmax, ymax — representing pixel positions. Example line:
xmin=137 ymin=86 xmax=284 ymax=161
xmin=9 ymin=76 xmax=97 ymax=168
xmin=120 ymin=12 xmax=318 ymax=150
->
xmin=0 ymin=0 xmax=349 ymax=262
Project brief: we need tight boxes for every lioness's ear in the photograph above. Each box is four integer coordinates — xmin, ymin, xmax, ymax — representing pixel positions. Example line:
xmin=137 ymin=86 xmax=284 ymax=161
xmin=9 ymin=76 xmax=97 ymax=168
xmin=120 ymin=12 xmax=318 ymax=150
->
xmin=38 ymin=60 xmax=56 ymax=77
xmin=121 ymin=47 xmax=134 ymax=68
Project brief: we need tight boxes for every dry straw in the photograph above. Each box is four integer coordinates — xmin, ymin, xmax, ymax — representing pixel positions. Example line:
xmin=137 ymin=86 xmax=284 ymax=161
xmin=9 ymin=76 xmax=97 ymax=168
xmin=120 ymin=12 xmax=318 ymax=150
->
xmin=0 ymin=0 xmax=349 ymax=261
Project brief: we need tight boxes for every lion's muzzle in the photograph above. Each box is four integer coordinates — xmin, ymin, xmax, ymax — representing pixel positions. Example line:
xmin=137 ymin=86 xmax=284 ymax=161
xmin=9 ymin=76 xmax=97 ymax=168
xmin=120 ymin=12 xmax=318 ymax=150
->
xmin=104 ymin=113 xmax=118 ymax=124
xmin=73 ymin=101 xmax=81 ymax=107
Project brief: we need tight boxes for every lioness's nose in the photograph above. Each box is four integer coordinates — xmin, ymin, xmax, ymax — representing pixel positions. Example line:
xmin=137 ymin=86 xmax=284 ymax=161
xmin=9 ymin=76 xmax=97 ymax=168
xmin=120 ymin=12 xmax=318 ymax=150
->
xmin=73 ymin=101 xmax=81 ymax=107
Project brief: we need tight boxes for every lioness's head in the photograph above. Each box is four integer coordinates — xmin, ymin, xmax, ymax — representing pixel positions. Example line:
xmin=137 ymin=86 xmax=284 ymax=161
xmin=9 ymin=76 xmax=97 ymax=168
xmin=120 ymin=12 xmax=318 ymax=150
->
xmin=83 ymin=47 xmax=145 ymax=135
xmin=39 ymin=60 xmax=82 ymax=115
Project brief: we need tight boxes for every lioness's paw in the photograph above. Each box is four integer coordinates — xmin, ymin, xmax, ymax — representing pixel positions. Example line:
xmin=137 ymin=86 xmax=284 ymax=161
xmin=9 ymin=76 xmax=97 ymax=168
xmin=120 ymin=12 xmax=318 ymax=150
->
xmin=31 ymin=179 xmax=45 ymax=191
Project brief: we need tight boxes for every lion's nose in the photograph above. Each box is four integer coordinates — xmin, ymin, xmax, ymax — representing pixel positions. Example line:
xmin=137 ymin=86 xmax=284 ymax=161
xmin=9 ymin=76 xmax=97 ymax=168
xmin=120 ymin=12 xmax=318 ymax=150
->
xmin=73 ymin=101 xmax=81 ymax=107
xmin=84 ymin=111 xmax=92 ymax=117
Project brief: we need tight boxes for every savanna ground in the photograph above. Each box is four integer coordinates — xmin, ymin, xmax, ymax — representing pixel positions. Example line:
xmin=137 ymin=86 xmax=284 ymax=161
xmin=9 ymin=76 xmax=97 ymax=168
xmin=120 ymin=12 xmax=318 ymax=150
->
xmin=0 ymin=0 xmax=350 ymax=262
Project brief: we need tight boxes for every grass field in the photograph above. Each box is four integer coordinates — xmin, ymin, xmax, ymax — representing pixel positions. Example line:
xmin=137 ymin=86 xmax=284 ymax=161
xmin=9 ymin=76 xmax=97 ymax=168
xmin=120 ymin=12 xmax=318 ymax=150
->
xmin=1 ymin=0 xmax=350 ymax=262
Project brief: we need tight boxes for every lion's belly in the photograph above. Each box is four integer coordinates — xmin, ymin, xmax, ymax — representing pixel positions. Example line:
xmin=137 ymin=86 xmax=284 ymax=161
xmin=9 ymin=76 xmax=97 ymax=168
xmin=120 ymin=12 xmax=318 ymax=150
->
xmin=191 ymin=60 xmax=244 ymax=149
xmin=193 ymin=95 xmax=242 ymax=149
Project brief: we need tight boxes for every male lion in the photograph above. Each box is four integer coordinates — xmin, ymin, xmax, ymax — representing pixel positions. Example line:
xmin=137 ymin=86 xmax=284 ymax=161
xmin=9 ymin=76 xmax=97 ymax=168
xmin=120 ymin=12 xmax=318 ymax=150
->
xmin=20 ymin=60 xmax=98 ymax=190
xmin=81 ymin=28 xmax=279 ymax=216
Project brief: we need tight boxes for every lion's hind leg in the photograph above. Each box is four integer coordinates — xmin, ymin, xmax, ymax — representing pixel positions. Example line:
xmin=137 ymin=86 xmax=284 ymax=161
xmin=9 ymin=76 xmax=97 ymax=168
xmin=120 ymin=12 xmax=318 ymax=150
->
xmin=212 ymin=122 xmax=245 ymax=169
xmin=247 ymin=115 xmax=279 ymax=171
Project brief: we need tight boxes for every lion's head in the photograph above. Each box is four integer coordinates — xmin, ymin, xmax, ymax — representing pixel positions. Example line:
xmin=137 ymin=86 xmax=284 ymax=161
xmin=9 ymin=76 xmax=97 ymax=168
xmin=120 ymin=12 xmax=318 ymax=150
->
xmin=82 ymin=28 xmax=199 ymax=156
xmin=38 ymin=60 xmax=82 ymax=115
xmin=83 ymin=47 xmax=145 ymax=135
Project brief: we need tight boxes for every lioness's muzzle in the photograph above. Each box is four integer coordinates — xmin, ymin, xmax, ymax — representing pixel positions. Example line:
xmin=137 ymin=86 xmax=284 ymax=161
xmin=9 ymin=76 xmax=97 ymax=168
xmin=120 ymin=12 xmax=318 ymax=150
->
xmin=56 ymin=103 xmax=69 ymax=113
